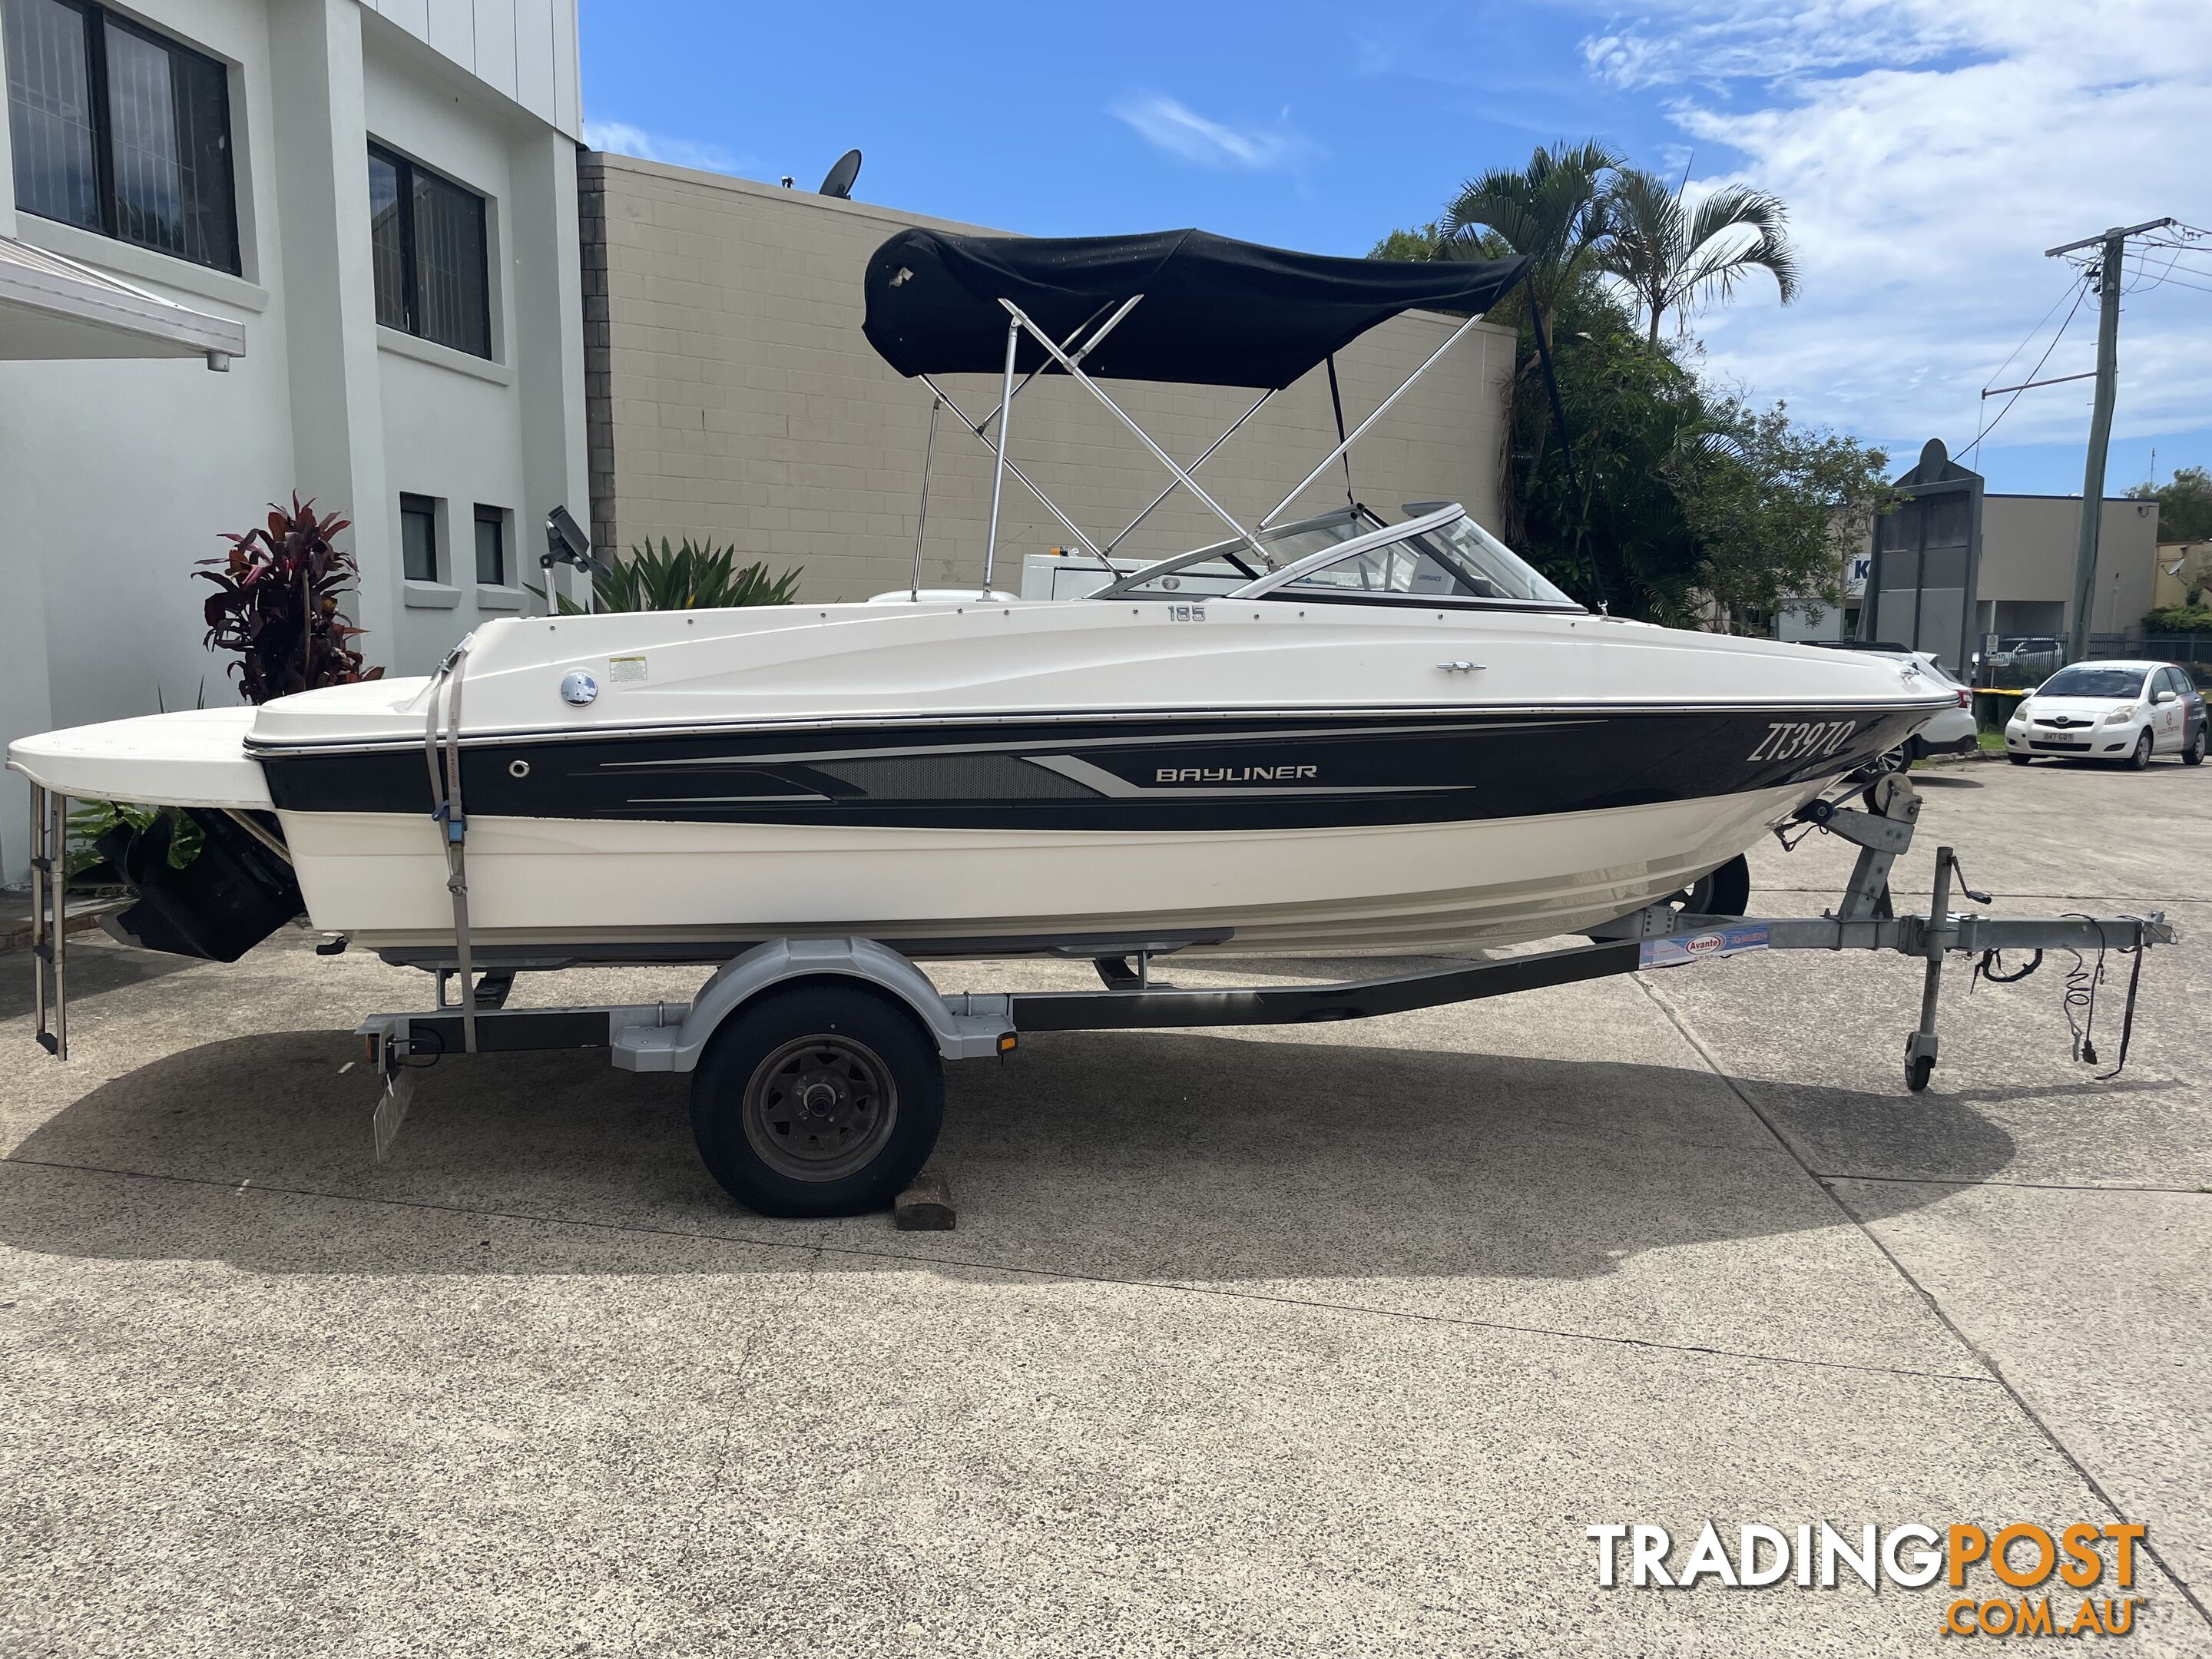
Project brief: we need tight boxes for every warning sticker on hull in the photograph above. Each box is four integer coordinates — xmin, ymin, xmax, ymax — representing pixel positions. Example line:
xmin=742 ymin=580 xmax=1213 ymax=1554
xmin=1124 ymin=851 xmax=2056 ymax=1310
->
xmin=1639 ymin=923 xmax=1772 ymax=969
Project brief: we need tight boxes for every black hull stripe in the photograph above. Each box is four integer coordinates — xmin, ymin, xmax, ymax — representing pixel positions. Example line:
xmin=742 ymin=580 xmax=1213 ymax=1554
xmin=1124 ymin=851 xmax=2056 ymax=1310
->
xmin=261 ymin=707 xmax=1930 ymax=833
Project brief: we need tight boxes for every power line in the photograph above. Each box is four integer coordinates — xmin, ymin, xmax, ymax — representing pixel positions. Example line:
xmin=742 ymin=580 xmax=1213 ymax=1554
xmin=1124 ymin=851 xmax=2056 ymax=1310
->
xmin=2128 ymin=269 xmax=2212 ymax=297
xmin=1959 ymin=270 xmax=2092 ymax=463
xmin=1977 ymin=272 xmax=2087 ymax=393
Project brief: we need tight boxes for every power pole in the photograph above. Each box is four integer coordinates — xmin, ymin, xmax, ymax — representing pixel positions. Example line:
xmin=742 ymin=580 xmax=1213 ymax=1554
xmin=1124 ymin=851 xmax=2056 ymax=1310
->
xmin=2046 ymin=217 xmax=2174 ymax=661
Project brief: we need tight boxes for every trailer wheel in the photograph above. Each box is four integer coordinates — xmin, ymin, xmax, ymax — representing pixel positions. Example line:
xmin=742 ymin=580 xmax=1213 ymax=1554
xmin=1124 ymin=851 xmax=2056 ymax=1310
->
xmin=1676 ymin=854 xmax=1751 ymax=919
xmin=690 ymin=984 xmax=943 ymax=1218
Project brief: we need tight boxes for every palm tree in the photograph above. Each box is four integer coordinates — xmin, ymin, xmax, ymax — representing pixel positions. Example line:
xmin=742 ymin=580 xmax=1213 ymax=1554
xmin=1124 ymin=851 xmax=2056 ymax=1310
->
xmin=1442 ymin=141 xmax=1621 ymax=344
xmin=1601 ymin=167 xmax=1799 ymax=345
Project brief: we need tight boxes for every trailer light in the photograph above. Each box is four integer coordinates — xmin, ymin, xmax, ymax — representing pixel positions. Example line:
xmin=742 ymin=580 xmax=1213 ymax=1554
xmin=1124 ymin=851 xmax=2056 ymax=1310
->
xmin=998 ymin=1034 xmax=1018 ymax=1054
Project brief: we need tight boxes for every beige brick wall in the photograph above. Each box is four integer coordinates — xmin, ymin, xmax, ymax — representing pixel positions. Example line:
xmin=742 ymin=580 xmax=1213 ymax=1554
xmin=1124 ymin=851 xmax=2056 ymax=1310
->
xmin=581 ymin=154 xmax=1513 ymax=602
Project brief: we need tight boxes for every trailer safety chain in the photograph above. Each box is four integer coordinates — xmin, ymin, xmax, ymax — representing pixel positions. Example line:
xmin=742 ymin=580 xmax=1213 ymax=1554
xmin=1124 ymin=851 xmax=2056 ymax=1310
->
xmin=422 ymin=642 xmax=478 ymax=1055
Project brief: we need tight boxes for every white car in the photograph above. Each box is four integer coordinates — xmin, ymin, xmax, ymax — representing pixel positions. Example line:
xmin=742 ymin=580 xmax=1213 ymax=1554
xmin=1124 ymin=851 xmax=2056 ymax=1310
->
xmin=1810 ymin=644 xmax=1977 ymax=767
xmin=2005 ymin=660 xmax=2210 ymax=770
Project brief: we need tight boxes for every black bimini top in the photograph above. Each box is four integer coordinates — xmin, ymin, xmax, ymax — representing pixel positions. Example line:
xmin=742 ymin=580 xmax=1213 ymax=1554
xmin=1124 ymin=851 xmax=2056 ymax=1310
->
xmin=862 ymin=227 xmax=1530 ymax=390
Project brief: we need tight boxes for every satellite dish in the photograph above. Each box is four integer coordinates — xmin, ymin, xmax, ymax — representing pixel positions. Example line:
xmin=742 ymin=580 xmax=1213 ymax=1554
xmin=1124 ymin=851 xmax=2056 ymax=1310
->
xmin=819 ymin=148 xmax=862 ymax=200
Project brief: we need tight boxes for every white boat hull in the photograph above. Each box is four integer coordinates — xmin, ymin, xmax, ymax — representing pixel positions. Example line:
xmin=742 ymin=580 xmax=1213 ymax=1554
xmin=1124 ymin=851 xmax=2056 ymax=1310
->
xmin=283 ymin=780 xmax=1807 ymax=961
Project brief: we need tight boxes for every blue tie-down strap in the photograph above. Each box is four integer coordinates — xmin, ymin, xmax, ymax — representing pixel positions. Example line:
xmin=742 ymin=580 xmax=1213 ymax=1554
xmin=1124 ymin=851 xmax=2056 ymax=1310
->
xmin=1639 ymin=923 xmax=1771 ymax=970
xmin=432 ymin=801 xmax=467 ymax=843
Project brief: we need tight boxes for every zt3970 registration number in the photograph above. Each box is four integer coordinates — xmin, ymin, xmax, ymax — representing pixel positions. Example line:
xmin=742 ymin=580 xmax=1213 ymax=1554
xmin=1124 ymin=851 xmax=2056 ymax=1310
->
xmin=1746 ymin=720 xmax=1859 ymax=763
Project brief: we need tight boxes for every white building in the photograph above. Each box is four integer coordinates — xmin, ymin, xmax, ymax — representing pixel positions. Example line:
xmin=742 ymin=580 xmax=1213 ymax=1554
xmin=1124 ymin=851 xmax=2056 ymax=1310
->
xmin=0 ymin=0 xmax=588 ymax=882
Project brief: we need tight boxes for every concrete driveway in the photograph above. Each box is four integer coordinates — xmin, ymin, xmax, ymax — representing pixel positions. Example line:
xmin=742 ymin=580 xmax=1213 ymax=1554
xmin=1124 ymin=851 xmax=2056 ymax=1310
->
xmin=3 ymin=757 xmax=2207 ymax=1656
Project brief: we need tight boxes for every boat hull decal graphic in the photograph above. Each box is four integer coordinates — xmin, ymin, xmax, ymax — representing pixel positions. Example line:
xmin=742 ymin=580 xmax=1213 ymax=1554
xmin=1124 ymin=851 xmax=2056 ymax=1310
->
xmin=260 ymin=706 xmax=1929 ymax=833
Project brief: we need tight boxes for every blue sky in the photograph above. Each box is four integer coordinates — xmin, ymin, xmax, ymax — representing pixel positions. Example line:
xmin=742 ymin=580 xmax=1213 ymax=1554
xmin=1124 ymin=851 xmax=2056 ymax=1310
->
xmin=579 ymin=0 xmax=2212 ymax=500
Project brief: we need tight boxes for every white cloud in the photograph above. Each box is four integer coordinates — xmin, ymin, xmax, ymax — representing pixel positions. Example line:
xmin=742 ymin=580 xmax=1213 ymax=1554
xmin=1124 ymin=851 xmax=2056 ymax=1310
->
xmin=581 ymin=120 xmax=747 ymax=177
xmin=1575 ymin=0 xmax=2212 ymax=460
xmin=1111 ymin=94 xmax=1319 ymax=172
xmin=1581 ymin=0 xmax=1968 ymax=90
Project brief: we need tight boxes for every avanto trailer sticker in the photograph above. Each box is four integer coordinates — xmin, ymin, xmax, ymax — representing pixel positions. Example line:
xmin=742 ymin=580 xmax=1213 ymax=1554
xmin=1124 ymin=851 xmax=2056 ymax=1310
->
xmin=1639 ymin=924 xmax=1772 ymax=969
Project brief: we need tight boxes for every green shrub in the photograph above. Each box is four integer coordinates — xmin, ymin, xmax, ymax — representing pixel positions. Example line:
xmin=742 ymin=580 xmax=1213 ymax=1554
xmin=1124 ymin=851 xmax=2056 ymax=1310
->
xmin=2142 ymin=604 xmax=2212 ymax=634
xmin=533 ymin=536 xmax=803 ymax=614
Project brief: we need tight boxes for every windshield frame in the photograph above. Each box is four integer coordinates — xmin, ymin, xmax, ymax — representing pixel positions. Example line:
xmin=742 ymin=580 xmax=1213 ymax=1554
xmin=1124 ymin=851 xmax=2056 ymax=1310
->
xmin=1226 ymin=503 xmax=1584 ymax=611
xmin=1088 ymin=505 xmax=1388 ymax=600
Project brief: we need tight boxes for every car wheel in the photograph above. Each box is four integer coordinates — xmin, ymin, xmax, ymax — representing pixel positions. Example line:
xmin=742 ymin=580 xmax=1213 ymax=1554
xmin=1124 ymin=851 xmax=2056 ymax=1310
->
xmin=2186 ymin=725 xmax=2207 ymax=767
xmin=2126 ymin=730 xmax=2152 ymax=771
xmin=2008 ymin=753 xmax=2032 ymax=767
xmin=690 ymin=983 xmax=944 ymax=1218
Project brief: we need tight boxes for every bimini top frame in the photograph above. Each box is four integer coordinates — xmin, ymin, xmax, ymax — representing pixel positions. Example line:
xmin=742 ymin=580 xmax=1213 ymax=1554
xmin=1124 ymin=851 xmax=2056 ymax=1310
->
xmin=861 ymin=227 xmax=1531 ymax=594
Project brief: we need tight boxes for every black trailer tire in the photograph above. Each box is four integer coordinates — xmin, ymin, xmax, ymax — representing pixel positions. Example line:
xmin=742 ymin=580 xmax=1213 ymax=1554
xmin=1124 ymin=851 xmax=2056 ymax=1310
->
xmin=690 ymin=983 xmax=944 ymax=1218
xmin=1684 ymin=853 xmax=1752 ymax=919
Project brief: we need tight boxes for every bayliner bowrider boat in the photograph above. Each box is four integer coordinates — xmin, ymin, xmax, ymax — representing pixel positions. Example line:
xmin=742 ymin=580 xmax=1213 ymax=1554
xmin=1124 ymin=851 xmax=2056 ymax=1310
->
xmin=10 ymin=227 xmax=1952 ymax=970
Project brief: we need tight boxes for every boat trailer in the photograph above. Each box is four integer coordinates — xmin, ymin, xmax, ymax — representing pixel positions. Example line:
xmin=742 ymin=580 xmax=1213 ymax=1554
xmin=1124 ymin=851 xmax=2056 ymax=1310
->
xmin=25 ymin=773 xmax=2177 ymax=1217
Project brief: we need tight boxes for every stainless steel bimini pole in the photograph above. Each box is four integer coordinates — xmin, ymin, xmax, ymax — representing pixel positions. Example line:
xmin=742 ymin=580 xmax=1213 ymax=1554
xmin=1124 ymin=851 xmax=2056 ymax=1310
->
xmin=1001 ymin=299 xmax=1270 ymax=565
xmin=978 ymin=296 xmax=1143 ymax=593
xmin=982 ymin=319 xmax=1019 ymax=594
xmin=911 ymin=393 xmax=941 ymax=602
xmin=1260 ymin=310 xmax=1489 ymax=529
xmin=1104 ymin=389 xmax=1275 ymax=558
xmin=919 ymin=377 xmax=1113 ymax=565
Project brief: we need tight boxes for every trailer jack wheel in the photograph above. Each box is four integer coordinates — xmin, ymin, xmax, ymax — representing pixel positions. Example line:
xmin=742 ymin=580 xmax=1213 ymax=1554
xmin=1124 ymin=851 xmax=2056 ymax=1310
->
xmin=1903 ymin=1033 xmax=1938 ymax=1094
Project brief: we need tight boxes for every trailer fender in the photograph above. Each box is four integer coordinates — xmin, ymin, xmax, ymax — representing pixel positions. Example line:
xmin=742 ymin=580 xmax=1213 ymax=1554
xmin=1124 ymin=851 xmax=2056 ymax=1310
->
xmin=610 ymin=937 xmax=1013 ymax=1072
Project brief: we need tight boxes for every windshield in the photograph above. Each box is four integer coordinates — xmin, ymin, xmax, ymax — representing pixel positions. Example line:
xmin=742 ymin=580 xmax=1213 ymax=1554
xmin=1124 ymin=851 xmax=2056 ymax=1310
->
xmin=1412 ymin=513 xmax=1577 ymax=604
xmin=2036 ymin=667 xmax=2147 ymax=700
xmin=1264 ymin=512 xmax=1576 ymax=607
xmin=1095 ymin=508 xmax=1377 ymax=598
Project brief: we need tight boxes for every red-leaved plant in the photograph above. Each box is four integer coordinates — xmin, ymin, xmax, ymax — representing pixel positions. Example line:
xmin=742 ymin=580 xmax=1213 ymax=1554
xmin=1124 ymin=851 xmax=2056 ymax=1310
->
xmin=199 ymin=495 xmax=383 ymax=703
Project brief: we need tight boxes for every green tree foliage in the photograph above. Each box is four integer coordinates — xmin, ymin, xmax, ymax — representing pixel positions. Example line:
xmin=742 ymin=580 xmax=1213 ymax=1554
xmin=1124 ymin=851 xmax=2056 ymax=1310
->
xmin=2127 ymin=465 xmax=2212 ymax=541
xmin=1507 ymin=278 xmax=1703 ymax=615
xmin=1670 ymin=399 xmax=1892 ymax=630
xmin=1600 ymin=168 xmax=1799 ymax=345
xmin=1503 ymin=280 xmax=1890 ymax=627
xmin=1442 ymin=141 xmax=1621 ymax=345
xmin=1376 ymin=140 xmax=1872 ymax=628
xmin=1368 ymin=223 xmax=1446 ymax=261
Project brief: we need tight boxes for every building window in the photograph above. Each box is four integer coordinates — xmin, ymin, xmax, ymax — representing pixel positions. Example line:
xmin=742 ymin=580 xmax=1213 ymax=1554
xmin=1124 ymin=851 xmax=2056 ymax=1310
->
xmin=400 ymin=494 xmax=439 ymax=582
xmin=2 ymin=0 xmax=238 ymax=273
xmin=473 ymin=505 xmax=508 ymax=585
xmin=367 ymin=143 xmax=490 ymax=358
